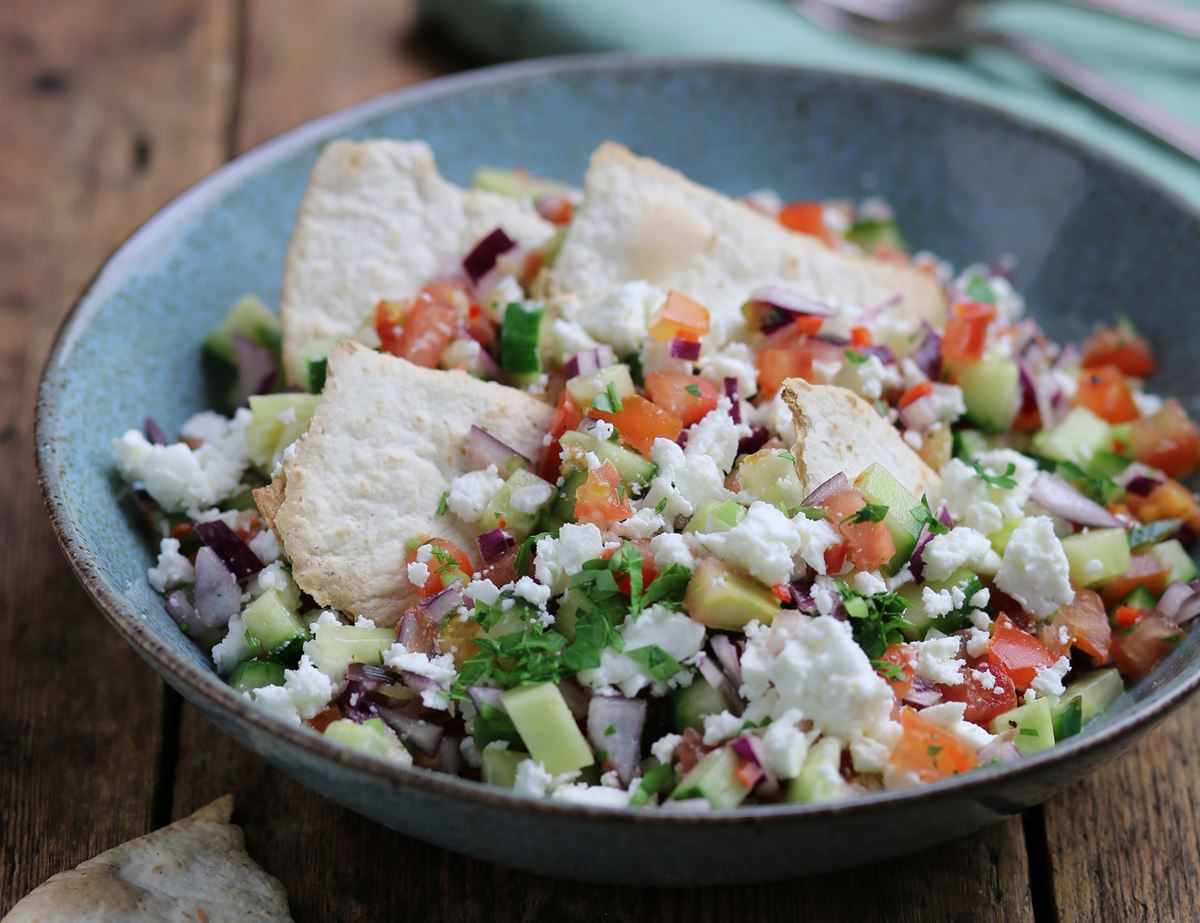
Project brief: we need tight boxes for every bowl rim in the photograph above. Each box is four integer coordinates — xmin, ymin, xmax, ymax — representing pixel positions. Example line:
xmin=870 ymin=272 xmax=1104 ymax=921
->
xmin=35 ymin=53 xmax=1200 ymax=827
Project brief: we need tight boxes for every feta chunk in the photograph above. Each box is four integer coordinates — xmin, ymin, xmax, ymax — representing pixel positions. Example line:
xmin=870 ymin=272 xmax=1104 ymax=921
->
xmin=917 ymin=701 xmax=996 ymax=751
xmin=698 ymin=341 xmax=759 ymax=398
xmin=147 ymin=537 xmax=194 ymax=592
xmin=921 ymin=527 xmax=1001 ymax=582
xmin=534 ymin=523 xmax=605 ymax=594
xmin=575 ymin=281 xmax=665 ymax=355
xmin=995 ymin=517 xmax=1075 ymax=619
xmin=911 ymin=636 xmax=965 ymax=685
xmin=641 ymin=437 xmax=730 ymax=522
xmin=696 ymin=501 xmax=801 ymax=586
xmin=578 ymin=604 xmax=706 ymax=698
xmin=685 ymin=398 xmax=750 ymax=474
xmin=648 ymin=532 xmax=697 ymax=571
xmin=1029 ymin=655 xmax=1071 ymax=700
xmin=446 ymin=464 xmax=505 ymax=524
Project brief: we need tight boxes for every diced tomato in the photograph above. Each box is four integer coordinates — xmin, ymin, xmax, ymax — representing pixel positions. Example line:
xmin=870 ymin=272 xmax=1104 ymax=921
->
xmin=1112 ymin=610 xmax=1181 ymax=680
xmin=1099 ymin=553 xmax=1172 ymax=606
xmin=522 ymin=249 xmax=545 ymax=285
xmin=823 ymin=541 xmax=848 ymax=576
xmin=1081 ymin=324 xmax=1156 ymax=378
xmin=404 ymin=538 xmax=473 ymax=598
xmin=1125 ymin=479 xmax=1200 ymax=532
xmin=778 ymin=201 xmax=830 ymax=243
xmin=648 ymin=290 xmax=711 ymax=343
xmin=940 ymin=302 xmax=997 ymax=361
xmin=888 ymin=708 xmax=980 ymax=782
xmin=988 ymin=613 xmax=1058 ymax=691
xmin=1112 ymin=605 xmax=1143 ymax=630
xmin=539 ymin=392 xmax=582 ymax=482
xmin=941 ymin=659 xmax=1017 ymax=726
xmin=850 ymin=326 xmax=872 ymax=347
xmin=899 ymin=380 xmax=933 ymax=409
xmin=386 ymin=284 xmax=462 ymax=367
xmin=734 ymin=756 xmax=766 ymax=789
xmin=307 ymin=705 xmax=342 ymax=733
xmin=602 ymin=540 xmax=658 ymax=595
xmin=478 ymin=545 xmax=520 ymax=587
xmin=574 ymin=460 xmax=632 ymax=524
xmin=535 ymin=193 xmax=573 ymax=225
xmin=1130 ymin=398 xmax=1200 ymax=478
xmin=440 ymin=612 xmax=484 ymax=666
xmin=819 ymin=487 xmax=896 ymax=572
xmin=644 ymin=372 xmax=720 ymax=427
xmin=587 ymin=394 xmax=682 ymax=456
xmin=1044 ymin=588 xmax=1112 ymax=662
xmin=876 ymin=643 xmax=915 ymax=703
xmin=757 ymin=347 xmax=814 ymax=396
xmin=465 ymin=300 xmax=497 ymax=349
xmin=1075 ymin=366 xmax=1139 ymax=424
xmin=374 ymin=298 xmax=408 ymax=354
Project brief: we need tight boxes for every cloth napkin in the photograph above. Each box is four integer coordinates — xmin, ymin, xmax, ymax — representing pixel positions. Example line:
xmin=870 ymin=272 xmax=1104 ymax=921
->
xmin=419 ymin=0 xmax=1200 ymax=206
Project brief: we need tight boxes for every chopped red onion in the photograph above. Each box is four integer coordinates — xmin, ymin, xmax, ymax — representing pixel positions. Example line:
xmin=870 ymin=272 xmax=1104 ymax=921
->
xmin=737 ymin=426 xmax=769 ymax=456
xmin=1158 ymin=581 xmax=1200 ymax=625
xmin=1033 ymin=371 xmax=1066 ymax=430
xmin=347 ymin=662 xmax=398 ymax=691
xmin=475 ymin=345 xmax=504 ymax=382
xmin=467 ymin=685 xmax=506 ymax=714
xmin=467 ymin=425 xmax=531 ymax=473
xmin=903 ymin=676 xmax=943 ymax=707
xmin=195 ymin=519 xmax=264 ymax=582
xmin=164 ymin=589 xmax=194 ymax=630
xmin=556 ymin=680 xmax=590 ymax=721
xmin=696 ymin=652 xmax=743 ymax=714
xmin=463 ymin=228 xmax=517 ymax=283
xmin=910 ymin=324 xmax=943 ymax=381
xmin=790 ymin=579 xmax=818 ymax=614
xmin=436 ymin=735 xmax=464 ymax=775
xmin=419 ymin=584 xmax=464 ymax=623
xmin=397 ymin=609 xmax=439 ymax=654
xmin=860 ymin=344 xmax=896 ymax=365
xmin=801 ymin=471 xmax=849 ymax=508
xmin=399 ymin=671 xmax=441 ymax=695
xmin=377 ymin=708 xmax=445 ymax=756
xmin=563 ymin=346 xmax=615 ymax=379
xmin=909 ymin=525 xmax=937 ymax=582
xmin=747 ymin=286 xmax=836 ymax=317
xmin=192 ymin=547 xmax=241 ymax=629
xmin=899 ymin=394 xmax=940 ymax=432
xmin=676 ymin=429 xmax=689 ymax=449
xmin=230 ymin=334 xmax=278 ymax=406
xmin=1116 ymin=463 xmax=1166 ymax=496
xmin=978 ymin=739 xmax=1022 ymax=764
xmin=144 ymin=416 xmax=167 ymax=446
xmin=728 ymin=736 xmax=767 ymax=789
xmin=587 ymin=696 xmax=646 ymax=786
xmin=668 ymin=338 xmax=702 ymax=360
xmin=723 ymin=378 xmax=742 ymax=424
xmin=710 ymin=634 xmax=743 ymax=689
xmin=340 ymin=664 xmax=400 ymax=721
xmin=1031 ymin=472 xmax=1124 ymax=528
xmin=477 ymin=528 xmax=515 ymax=563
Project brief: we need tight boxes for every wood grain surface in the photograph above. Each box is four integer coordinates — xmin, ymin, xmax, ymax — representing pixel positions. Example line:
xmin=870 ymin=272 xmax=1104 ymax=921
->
xmin=1 ymin=2 xmax=1195 ymax=920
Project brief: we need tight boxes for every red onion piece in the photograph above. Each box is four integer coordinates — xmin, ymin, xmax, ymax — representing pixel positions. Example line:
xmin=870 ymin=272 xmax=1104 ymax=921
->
xmin=230 ymin=334 xmax=278 ymax=406
xmin=723 ymin=378 xmax=742 ymax=424
xmin=587 ymin=695 xmax=647 ymax=786
xmin=467 ymin=685 xmax=506 ymax=714
xmin=676 ymin=429 xmax=689 ymax=449
xmin=463 ymin=228 xmax=517 ymax=283
xmin=668 ymin=338 xmax=702 ymax=361
xmin=747 ymin=286 xmax=837 ymax=317
xmin=1116 ymin=463 xmax=1166 ymax=495
xmin=899 ymin=394 xmax=940 ymax=432
xmin=477 ymin=528 xmax=515 ymax=563
xmin=977 ymin=739 xmax=1022 ymax=764
xmin=1031 ymin=472 xmax=1124 ymax=528
xmin=399 ymin=670 xmax=441 ymax=695
xmin=195 ymin=519 xmax=264 ymax=583
xmin=397 ymin=609 xmax=439 ymax=654
xmin=467 ymin=424 xmax=531 ymax=473
xmin=192 ymin=546 xmax=241 ymax=630
xmin=475 ymin=345 xmax=504 ymax=382
xmin=728 ymin=735 xmax=767 ymax=789
xmin=556 ymin=680 xmax=590 ymax=721
xmin=789 ymin=579 xmax=818 ymax=614
xmin=903 ymin=676 xmax=943 ymax=707
xmin=419 ymin=584 xmax=464 ymax=624
xmin=801 ymin=471 xmax=849 ymax=508
xmin=144 ymin=416 xmax=167 ymax=446
xmin=710 ymin=634 xmax=743 ymax=689
xmin=737 ymin=426 xmax=769 ymax=456
xmin=563 ymin=346 xmax=614 ymax=379
xmin=436 ymin=735 xmax=464 ymax=775
xmin=377 ymin=707 xmax=445 ymax=756
xmin=164 ymin=589 xmax=194 ymax=630
xmin=347 ymin=662 xmax=398 ymax=690
xmin=1033 ymin=371 xmax=1066 ymax=430
xmin=910 ymin=324 xmax=943 ymax=381
xmin=909 ymin=526 xmax=937 ymax=582
xmin=860 ymin=344 xmax=896 ymax=365
xmin=1158 ymin=581 xmax=1200 ymax=625
xmin=696 ymin=652 xmax=744 ymax=714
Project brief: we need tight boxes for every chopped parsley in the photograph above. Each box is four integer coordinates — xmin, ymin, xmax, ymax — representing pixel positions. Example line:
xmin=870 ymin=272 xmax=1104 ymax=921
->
xmin=604 ymin=724 xmax=617 ymax=736
xmin=779 ymin=450 xmax=795 ymax=462
xmin=844 ymin=349 xmax=868 ymax=365
xmin=1128 ymin=519 xmax=1181 ymax=550
xmin=654 ymin=497 xmax=669 ymax=515
xmin=927 ymin=744 xmax=944 ymax=758
xmin=685 ymin=383 xmax=702 ymax=397
xmin=797 ymin=506 xmax=827 ymax=520
xmin=514 ymin=531 xmax=551 ymax=579
xmin=625 ymin=644 xmax=684 ymax=681
xmin=436 ymin=491 xmax=449 ymax=516
xmin=911 ymin=494 xmax=950 ymax=535
xmin=836 ymin=581 xmax=914 ymax=659
xmin=967 ymin=457 xmax=1017 ymax=489
xmin=846 ymin=503 xmax=888 ymax=525
xmin=965 ymin=274 xmax=996 ymax=303
xmin=429 ymin=545 xmax=462 ymax=576
xmin=928 ymin=575 xmax=985 ymax=635
xmin=592 ymin=382 xmax=625 ymax=414
xmin=642 ymin=563 xmax=693 ymax=610
xmin=872 ymin=658 xmax=907 ymax=682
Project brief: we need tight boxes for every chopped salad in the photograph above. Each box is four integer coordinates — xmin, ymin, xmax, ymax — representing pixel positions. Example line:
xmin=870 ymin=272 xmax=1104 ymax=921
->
xmin=113 ymin=153 xmax=1200 ymax=810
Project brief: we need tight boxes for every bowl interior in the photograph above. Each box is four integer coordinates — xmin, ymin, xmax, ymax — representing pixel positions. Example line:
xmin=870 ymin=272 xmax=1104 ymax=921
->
xmin=38 ymin=59 xmax=1200 ymax=798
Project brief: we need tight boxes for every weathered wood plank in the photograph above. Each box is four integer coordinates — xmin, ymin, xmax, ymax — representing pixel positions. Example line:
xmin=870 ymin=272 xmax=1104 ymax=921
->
xmin=0 ymin=0 xmax=237 ymax=912
xmin=1043 ymin=697 xmax=1200 ymax=923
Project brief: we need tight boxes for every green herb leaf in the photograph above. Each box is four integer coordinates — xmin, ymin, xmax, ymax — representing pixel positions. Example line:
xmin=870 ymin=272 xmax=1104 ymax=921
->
xmin=608 ymin=382 xmax=624 ymax=412
xmin=1050 ymin=459 xmax=1124 ymax=506
xmin=654 ymin=497 xmax=669 ymax=515
xmin=844 ymin=349 xmax=868 ymax=365
xmin=911 ymin=495 xmax=950 ymax=536
xmin=846 ymin=503 xmax=889 ymax=525
xmin=835 ymin=581 xmax=914 ymax=659
xmin=643 ymin=564 xmax=692 ymax=611
xmin=625 ymin=644 xmax=684 ymax=681
xmin=967 ymin=457 xmax=1018 ymax=489
xmin=965 ymin=274 xmax=996 ymax=303
xmin=1128 ymin=519 xmax=1182 ymax=550
xmin=797 ymin=506 xmax=827 ymax=520
xmin=514 ymin=531 xmax=552 ymax=580
xmin=685 ymin=383 xmax=702 ymax=397
xmin=629 ymin=760 xmax=676 ymax=807
xmin=604 ymin=724 xmax=617 ymax=736
xmin=591 ymin=390 xmax=616 ymax=414
xmin=872 ymin=658 xmax=907 ymax=682
xmin=779 ymin=450 xmax=795 ymax=462
xmin=436 ymin=491 xmax=449 ymax=516
xmin=927 ymin=575 xmax=985 ymax=635
xmin=927 ymin=744 xmax=944 ymax=757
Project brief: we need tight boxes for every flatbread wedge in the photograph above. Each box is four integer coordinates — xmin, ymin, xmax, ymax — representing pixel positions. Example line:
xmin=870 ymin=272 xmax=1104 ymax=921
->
xmin=782 ymin=378 xmax=941 ymax=499
xmin=2 ymin=796 xmax=291 ymax=923
xmin=540 ymin=142 xmax=946 ymax=339
xmin=259 ymin=341 xmax=554 ymax=625
xmin=279 ymin=139 xmax=554 ymax=383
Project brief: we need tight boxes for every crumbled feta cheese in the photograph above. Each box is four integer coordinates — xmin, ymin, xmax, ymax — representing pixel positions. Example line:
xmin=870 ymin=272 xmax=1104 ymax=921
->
xmin=577 ymin=281 xmax=666 ymax=355
xmin=834 ymin=354 xmax=900 ymax=401
xmin=246 ymin=561 xmax=296 ymax=604
xmin=928 ymin=384 xmax=967 ymax=424
xmin=446 ymin=464 xmax=504 ymax=524
xmin=512 ymin=575 xmax=552 ymax=609
xmin=534 ymin=523 xmax=606 ymax=594
xmin=852 ymin=570 xmax=888 ymax=597
xmin=211 ymin=614 xmax=251 ymax=675
xmin=551 ymin=318 xmax=600 ymax=359
xmin=1133 ymin=391 xmax=1164 ymax=417
xmin=793 ymin=516 xmax=843 ymax=576
xmin=995 ymin=517 xmax=1075 ymax=619
xmin=702 ymin=709 xmax=746 ymax=746
xmin=903 ymin=430 xmax=924 ymax=450
xmin=488 ymin=275 xmax=525 ymax=319
xmin=639 ymin=338 xmax=693 ymax=378
xmin=912 ymin=636 xmax=965 ymax=685
xmin=965 ymin=628 xmax=992 ymax=658
xmin=383 ymin=643 xmax=458 ymax=710
xmin=922 ymin=586 xmax=956 ymax=620
xmin=245 ymin=685 xmax=299 ymax=724
xmin=523 ymin=373 xmax=550 ymax=396
xmin=612 ymin=507 xmax=666 ymax=539
xmin=917 ymin=701 xmax=995 ymax=751
xmin=551 ymin=783 xmax=632 ymax=807
xmin=698 ymin=341 xmax=759 ymax=398
xmin=811 ymin=576 xmax=841 ymax=617
xmin=147 ymin=537 xmax=194 ymax=592
xmin=465 ymin=579 xmax=501 ymax=606
xmin=971 ymin=667 xmax=997 ymax=690
xmin=1085 ymin=558 xmax=1103 ymax=576
xmin=887 ymin=566 xmax=914 ymax=592
xmin=407 ymin=560 xmax=430 ymax=587
xmin=761 ymin=709 xmax=813 ymax=779
xmin=651 ymin=733 xmax=683 ymax=765
xmin=1030 ymin=656 xmax=1071 ymax=700
xmin=113 ymin=420 xmax=249 ymax=516
xmin=246 ymin=654 xmax=334 ymax=723
xmin=460 ymin=737 xmax=484 ymax=769
xmin=578 ymin=604 xmax=706 ymax=698
xmin=641 ymin=437 xmax=730 ymax=522
xmin=685 ymin=398 xmax=750 ymax=473
xmin=247 ymin=528 xmax=281 ymax=564
xmin=509 ymin=480 xmax=553 ymax=515
xmin=697 ymin=501 xmax=802 ymax=586
xmin=648 ymin=532 xmax=697 ymax=572
xmin=921 ymin=527 xmax=1001 ymax=582
xmin=937 ymin=450 xmax=1038 ymax=536
xmin=591 ymin=419 xmax=616 ymax=442
xmin=751 ymin=391 xmax=797 ymax=443
xmin=513 ymin=760 xmax=555 ymax=797
xmin=970 ymin=587 xmax=990 ymax=610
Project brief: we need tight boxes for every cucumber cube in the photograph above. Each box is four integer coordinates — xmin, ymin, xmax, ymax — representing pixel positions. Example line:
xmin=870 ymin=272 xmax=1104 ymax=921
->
xmin=501 ymin=683 xmax=594 ymax=775
xmin=1051 ymin=696 xmax=1083 ymax=741
xmin=313 ymin=622 xmax=395 ymax=667
xmin=204 ymin=295 xmax=280 ymax=363
xmin=559 ymin=430 xmax=656 ymax=486
xmin=1057 ymin=667 xmax=1124 ymax=727
xmin=737 ymin=449 xmax=808 ymax=508
xmin=228 ymin=658 xmax=286 ymax=693
xmin=324 ymin=717 xmax=408 ymax=760
xmin=500 ymin=301 xmax=545 ymax=380
xmin=1061 ymin=528 xmax=1132 ymax=587
xmin=670 ymin=746 xmax=752 ymax=809
xmin=684 ymin=498 xmax=746 ymax=534
xmin=683 ymin=558 xmax=781 ymax=631
xmin=672 ymin=680 xmax=728 ymax=733
xmin=1152 ymin=539 xmax=1199 ymax=584
xmin=479 ymin=469 xmax=556 ymax=542
xmin=1031 ymin=407 xmax=1112 ymax=465
xmin=953 ymin=357 xmax=1020 ymax=434
xmin=481 ymin=747 xmax=530 ymax=788
xmin=787 ymin=736 xmax=845 ymax=804
xmin=855 ymin=462 xmax=922 ymax=574
xmin=989 ymin=697 xmax=1055 ymax=755
xmin=536 ymin=467 xmax=586 ymax=534
xmin=243 ymin=589 xmax=310 ymax=661
xmin=246 ymin=393 xmax=321 ymax=470
xmin=897 ymin=566 xmax=976 ymax=639
xmin=565 ymin=364 xmax=636 ymax=408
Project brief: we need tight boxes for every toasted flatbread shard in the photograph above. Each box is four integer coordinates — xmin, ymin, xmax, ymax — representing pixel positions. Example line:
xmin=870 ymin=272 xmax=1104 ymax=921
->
xmin=2 ymin=796 xmax=291 ymax=923
xmin=541 ymin=142 xmax=945 ymax=337
xmin=269 ymin=341 xmax=553 ymax=624
xmin=782 ymin=378 xmax=940 ymax=499
xmin=279 ymin=139 xmax=554 ymax=382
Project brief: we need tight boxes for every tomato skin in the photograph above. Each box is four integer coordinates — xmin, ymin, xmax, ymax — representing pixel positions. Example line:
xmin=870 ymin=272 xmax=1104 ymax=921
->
xmin=602 ymin=540 xmax=658 ymax=595
xmin=539 ymin=392 xmax=581 ymax=482
xmin=307 ymin=705 xmax=342 ymax=733
xmin=823 ymin=541 xmax=849 ymax=576
xmin=877 ymin=643 xmax=915 ymax=703
xmin=899 ymin=381 xmax=933 ymax=409
xmin=948 ymin=659 xmax=1017 ymax=725
xmin=778 ymin=201 xmax=830 ymax=243
xmin=574 ymin=460 xmax=633 ymax=524
xmin=988 ymin=614 xmax=1059 ymax=691
xmin=1130 ymin=398 xmax=1200 ymax=478
xmin=1126 ymin=479 xmax=1200 ymax=532
xmin=404 ymin=538 xmax=473 ymax=598
xmin=1075 ymin=366 xmax=1139 ymax=424
xmin=375 ymin=298 xmax=409 ymax=354
xmin=1082 ymin=325 xmax=1156 ymax=378
xmin=644 ymin=372 xmax=720 ymax=427
xmin=941 ymin=302 xmax=997 ymax=361
xmin=1098 ymin=553 xmax=1172 ymax=606
xmin=1112 ymin=610 xmax=1180 ymax=680
xmin=819 ymin=488 xmax=897 ymax=572
xmin=757 ymin=347 xmax=814 ymax=396
xmin=648 ymin=290 xmax=711 ymax=343
xmin=386 ymin=284 xmax=461 ymax=367
xmin=588 ymin=395 xmax=683 ymax=456
xmin=1044 ymin=588 xmax=1112 ymax=662
xmin=889 ymin=708 xmax=980 ymax=782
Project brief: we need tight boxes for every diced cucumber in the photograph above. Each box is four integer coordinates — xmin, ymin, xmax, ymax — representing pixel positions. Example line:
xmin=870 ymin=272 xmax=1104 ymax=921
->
xmin=989 ymin=697 xmax=1055 ymax=756
xmin=684 ymin=498 xmax=746 ymax=534
xmin=246 ymin=393 xmax=321 ymax=470
xmin=1057 ymin=667 xmax=1123 ymax=726
xmin=989 ymin=518 xmax=1021 ymax=555
xmin=670 ymin=746 xmax=752 ymax=809
xmin=672 ymin=680 xmax=728 ymax=733
xmin=324 ymin=717 xmax=408 ymax=760
xmin=293 ymin=336 xmax=343 ymax=393
xmin=1051 ymin=696 xmax=1083 ymax=741
xmin=845 ymin=218 xmax=906 ymax=256
xmin=1120 ymin=585 xmax=1159 ymax=611
xmin=472 ymin=167 xmax=570 ymax=201
xmin=952 ymin=357 xmax=1020 ymax=434
xmin=1061 ymin=528 xmax=1132 ymax=587
xmin=313 ymin=622 xmax=395 ymax=667
xmin=855 ymin=462 xmax=922 ymax=575
xmin=535 ymin=467 xmax=586 ymax=534
xmin=737 ymin=449 xmax=808 ymax=508
xmin=786 ymin=736 xmax=844 ymax=804
xmin=552 ymin=589 xmax=583 ymax=641
xmin=559 ymin=430 xmax=656 ymax=486
xmin=481 ymin=746 xmax=529 ymax=788
xmin=204 ymin=295 xmax=280 ymax=362
xmin=1128 ymin=519 xmax=1182 ymax=551
xmin=473 ymin=702 xmax=523 ymax=749
xmin=228 ymin=658 xmax=286 ymax=693
xmin=683 ymin=558 xmax=781 ymax=631
xmin=501 ymin=683 xmax=594 ymax=775
xmin=242 ymin=589 xmax=310 ymax=662
xmin=1152 ymin=539 xmax=1199 ymax=584
xmin=479 ymin=469 xmax=556 ymax=542
xmin=1031 ymin=406 xmax=1111 ymax=465
xmin=500 ymin=301 xmax=545 ymax=383
xmin=564 ymin=364 xmax=636 ymax=408
xmin=898 ymin=566 xmax=976 ymax=639
xmin=953 ymin=428 xmax=994 ymax=461
xmin=1089 ymin=449 xmax=1133 ymax=479
xmin=629 ymin=760 xmax=678 ymax=807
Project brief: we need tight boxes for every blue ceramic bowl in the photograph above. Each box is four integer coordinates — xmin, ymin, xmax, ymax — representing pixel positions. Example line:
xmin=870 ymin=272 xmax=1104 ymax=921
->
xmin=37 ymin=57 xmax=1200 ymax=885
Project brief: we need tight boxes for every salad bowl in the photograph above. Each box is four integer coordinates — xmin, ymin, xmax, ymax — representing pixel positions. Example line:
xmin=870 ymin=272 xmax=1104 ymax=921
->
xmin=36 ymin=56 xmax=1200 ymax=884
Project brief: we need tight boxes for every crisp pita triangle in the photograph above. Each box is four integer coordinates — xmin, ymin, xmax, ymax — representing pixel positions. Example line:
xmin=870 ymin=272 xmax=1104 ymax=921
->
xmin=279 ymin=139 xmax=554 ymax=383
xmin=260 ymin=341 xmax=553 ymax=625
xmin=2 ymin=796 xmax=291 ymax=922
xmin=540 ymin=142 xmax=946 ymax=338
xmin=782 ymin=378 xmax=940 ymax=499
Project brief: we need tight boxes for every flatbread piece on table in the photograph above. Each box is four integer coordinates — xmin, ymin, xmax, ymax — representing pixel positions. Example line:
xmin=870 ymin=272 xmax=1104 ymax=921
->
xmin=279 ymin=139 xmax=555 ymax=383
xmin=782 ymin=378 xmax=941 ymax=499
xmin=257 ymin=341 xmax=554 ymax=626
xmin=539 ymin=141 xmax=946 ymax=339
xmin=2 ymin=796 xmax=291 ymax=923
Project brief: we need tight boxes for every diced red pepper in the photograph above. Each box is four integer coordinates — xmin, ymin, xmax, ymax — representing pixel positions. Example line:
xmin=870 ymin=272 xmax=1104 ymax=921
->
xmin=941 ymin=302 xmax=997 ymax=361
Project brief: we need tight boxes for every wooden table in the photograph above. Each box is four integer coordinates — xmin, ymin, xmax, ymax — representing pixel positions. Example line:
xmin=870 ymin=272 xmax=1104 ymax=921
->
xmin=3 ymin=2 xmax=1198 ymax=919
